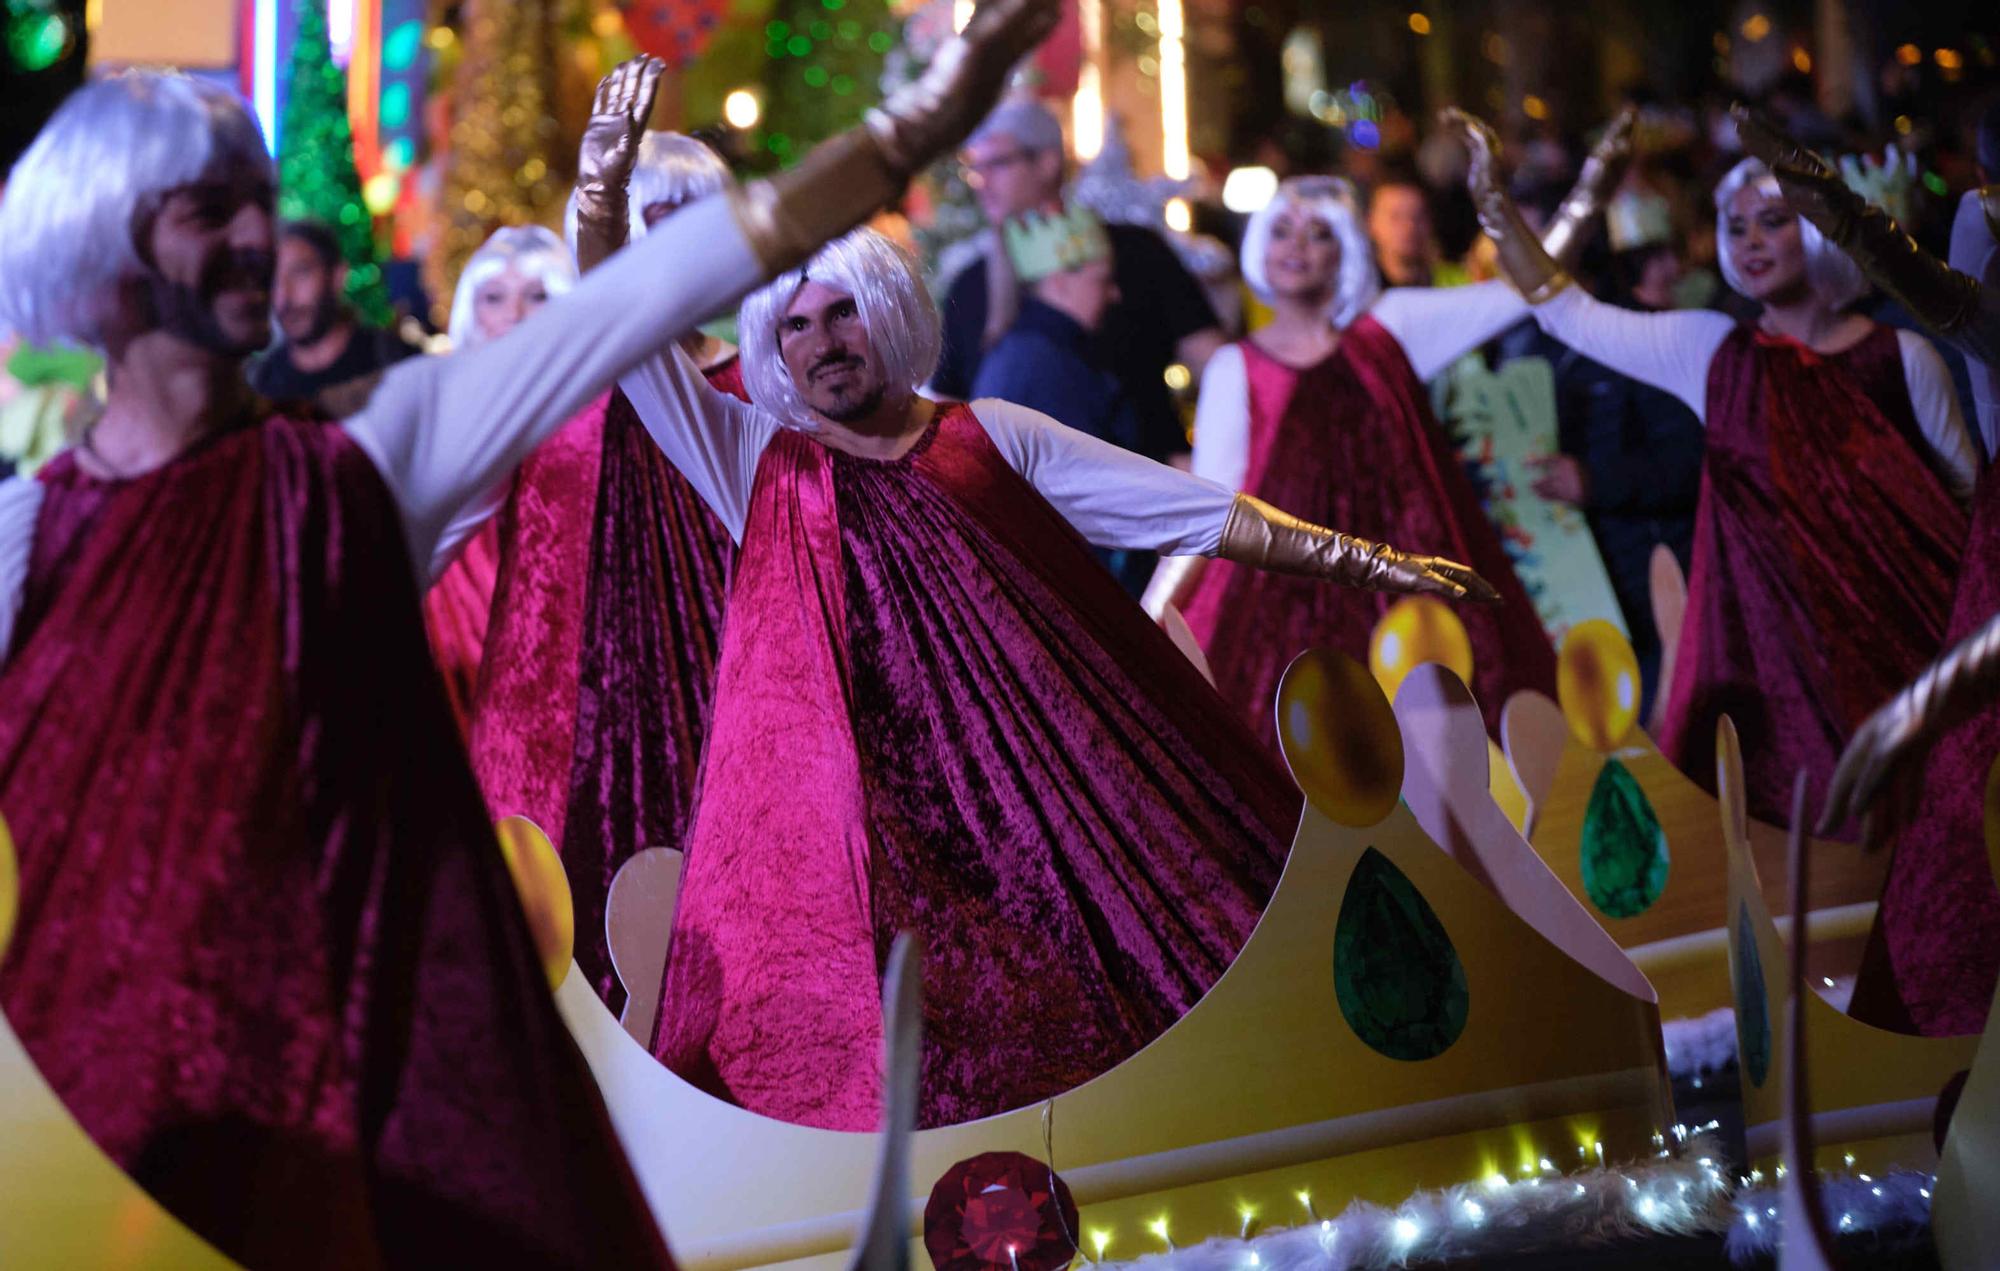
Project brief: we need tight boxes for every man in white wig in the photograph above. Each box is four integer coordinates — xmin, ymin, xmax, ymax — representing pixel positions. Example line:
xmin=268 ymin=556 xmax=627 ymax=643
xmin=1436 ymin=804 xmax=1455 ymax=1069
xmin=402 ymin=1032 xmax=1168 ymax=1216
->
xmin=610 ymin=108 xmax=1502 ymax=1134
xmin=0 ymin=0 xmax=1057 ymax=1259
xmin=468 ymin=123 xmax=750 ymax=1017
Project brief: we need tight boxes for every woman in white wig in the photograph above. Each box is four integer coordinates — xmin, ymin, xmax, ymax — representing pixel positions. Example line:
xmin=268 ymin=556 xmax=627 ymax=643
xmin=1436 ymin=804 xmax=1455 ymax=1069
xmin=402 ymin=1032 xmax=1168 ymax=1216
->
xmin=1448 ymin=108 xmax=1976 ymax=830
xmin=1140 ymin=142 xmax=1650 ymax=747
xmin=425 ymin=224 xmax=577 ymax=731
xmin=467 ymin=127 xmax=751 ymax=1018
xmin=0 ymin=0 xmax=1059 ymax=1254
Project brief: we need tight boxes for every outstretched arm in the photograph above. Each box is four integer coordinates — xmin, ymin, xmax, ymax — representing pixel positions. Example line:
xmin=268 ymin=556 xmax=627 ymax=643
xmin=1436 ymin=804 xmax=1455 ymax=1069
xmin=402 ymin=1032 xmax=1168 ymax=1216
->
xmin=342 ymin=0 xmax=1060 ymax=578
xmin=975 ymin=398 xmax=1499 ymax=602
xmin=1443 ymin=106 xmax=1731 ymax=418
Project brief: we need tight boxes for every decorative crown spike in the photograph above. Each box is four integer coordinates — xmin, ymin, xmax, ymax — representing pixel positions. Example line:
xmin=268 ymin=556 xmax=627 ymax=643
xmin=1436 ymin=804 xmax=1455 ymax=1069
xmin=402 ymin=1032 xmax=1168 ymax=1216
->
xmin=1003 ymin=201 xmax=1112 ymax=283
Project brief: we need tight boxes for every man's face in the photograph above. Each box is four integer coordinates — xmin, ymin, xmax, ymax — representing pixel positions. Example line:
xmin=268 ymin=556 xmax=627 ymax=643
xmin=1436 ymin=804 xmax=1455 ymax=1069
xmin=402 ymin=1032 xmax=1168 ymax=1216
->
xmin=1367 ymin=184 xmax=1432 ymax=265
xmin=273 ymin=235 xmax=343 ymax=345
xmin=777 ymin=279 xmax=890 ymax=424
xmin=963 ymin=133 xmax=1062 ymax=224
xmin=133 ymin=171 xmax=276 ymax=357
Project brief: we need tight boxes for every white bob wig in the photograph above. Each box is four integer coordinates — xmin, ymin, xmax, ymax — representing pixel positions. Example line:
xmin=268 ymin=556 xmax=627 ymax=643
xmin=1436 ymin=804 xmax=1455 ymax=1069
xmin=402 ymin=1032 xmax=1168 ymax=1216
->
xmin=737 ymin=228 xmax=940 ymax=431
xmin=447 ymin=224 xmax=577 ymax=348
xmin=0 ymin=70 xmax=271 ymax=350
xmin=1713 ymin=157 xmax=1868 ymax=310
xmin=1239 ymin=176 xmax=1381 ymax=330
xmin=561 ymin=131 xmax=732 ymax=257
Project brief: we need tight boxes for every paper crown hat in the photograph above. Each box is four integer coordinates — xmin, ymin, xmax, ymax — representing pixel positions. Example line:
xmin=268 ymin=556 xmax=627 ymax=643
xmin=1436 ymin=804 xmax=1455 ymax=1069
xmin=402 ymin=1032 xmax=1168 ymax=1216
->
xmin=1606 ymin=190 xmax=1674 ymax=253
xmin=1003 ymin=201 xmax=1112 ymax=283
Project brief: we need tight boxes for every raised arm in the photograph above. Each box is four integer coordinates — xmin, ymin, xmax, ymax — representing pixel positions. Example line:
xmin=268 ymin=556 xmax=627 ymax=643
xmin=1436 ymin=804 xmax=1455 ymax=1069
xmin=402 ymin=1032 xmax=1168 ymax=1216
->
xmin=342 ymin=0 xmax=1059 ymax=577
xmin=974 ymin=397 xmax=1497 ymax=601
xmin=617 ymin=345 xmax=778 ymax=542
xmin=1443 ymin=106 xmax=1731 ymax=418
xmin=1368 ymin=282 xmax=1530 ymax=382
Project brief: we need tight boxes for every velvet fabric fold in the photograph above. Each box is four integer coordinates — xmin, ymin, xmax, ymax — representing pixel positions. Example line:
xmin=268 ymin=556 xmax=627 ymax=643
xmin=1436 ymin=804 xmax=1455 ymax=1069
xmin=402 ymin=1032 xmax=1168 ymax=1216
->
xmin=651 ymin=405 xmax=1299 ymax=1132
xmin=471 ymin=361 xmax=742 ymax=1013
xmin=1852 ymin=467 xmax=2000 ymax=1037
xmin=1179 ymin=320 xmax=1557 ymax=742
xmin=1656 ymin=326 xmax=1966 ymax=828
xmin=423 ymin=520 xmax=501 ymax=737
xmin=0 ymin=423 xmax=669 ymax=1269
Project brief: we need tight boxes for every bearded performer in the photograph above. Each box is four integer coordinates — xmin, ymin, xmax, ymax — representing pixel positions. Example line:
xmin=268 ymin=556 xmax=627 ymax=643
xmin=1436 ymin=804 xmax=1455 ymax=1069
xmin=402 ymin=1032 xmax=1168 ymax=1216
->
xmin=0 ymin=0 xmax=1056 ymax=1258
xmin=1737 ymin=108 xmax=2000 ymax=1035
xmin=469 ymin=129 xmax=744 ymax=1015
xmin=421 ymin=225 xmax=578 ymax=733
xmin=607 ymin=179 xmax=1499 ymax=1126
xmin=1448 ymin=109 xmax=1977 ymax=830
xmin=1142 ymin=119 xmax=1642 ymax=746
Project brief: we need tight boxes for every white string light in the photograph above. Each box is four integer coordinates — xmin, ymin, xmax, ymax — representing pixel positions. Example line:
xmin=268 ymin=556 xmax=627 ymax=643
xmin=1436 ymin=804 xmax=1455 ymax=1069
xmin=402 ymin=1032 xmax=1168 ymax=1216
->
xmin=1155 ymin=0 xmax=1189 ymax=180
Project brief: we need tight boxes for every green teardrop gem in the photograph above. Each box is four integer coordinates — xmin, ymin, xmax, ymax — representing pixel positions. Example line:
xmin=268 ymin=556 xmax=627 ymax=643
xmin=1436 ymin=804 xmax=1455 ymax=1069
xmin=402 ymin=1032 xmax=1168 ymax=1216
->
xmin=1732 ymin=902 xmax=1772 ymax=1088
xmin=1334 ymin=847 xmax=1470 ymax=1061
xmin=1578 ymin=756 xmax=1670 ymax=919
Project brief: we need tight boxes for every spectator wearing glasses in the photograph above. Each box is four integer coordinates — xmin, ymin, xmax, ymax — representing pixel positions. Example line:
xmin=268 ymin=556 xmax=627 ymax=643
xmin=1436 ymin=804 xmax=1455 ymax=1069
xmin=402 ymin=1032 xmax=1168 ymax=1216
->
xmin=935 ymin=100 xmax=1226 ymax=475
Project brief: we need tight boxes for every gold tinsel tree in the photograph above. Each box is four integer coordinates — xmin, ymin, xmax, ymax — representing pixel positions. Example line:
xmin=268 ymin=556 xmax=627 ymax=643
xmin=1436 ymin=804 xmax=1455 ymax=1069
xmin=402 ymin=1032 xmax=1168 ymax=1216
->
xmin=426 ymin=0 xmax=573 ymax=327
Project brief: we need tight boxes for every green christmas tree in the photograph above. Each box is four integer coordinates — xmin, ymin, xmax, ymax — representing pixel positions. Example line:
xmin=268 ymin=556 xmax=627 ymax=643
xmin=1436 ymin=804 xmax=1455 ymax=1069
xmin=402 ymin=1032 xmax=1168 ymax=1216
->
xmin=756 ymin=0 xmax=895 ymax=166
xmin=275 ymin=0 xmax=390 ymax=324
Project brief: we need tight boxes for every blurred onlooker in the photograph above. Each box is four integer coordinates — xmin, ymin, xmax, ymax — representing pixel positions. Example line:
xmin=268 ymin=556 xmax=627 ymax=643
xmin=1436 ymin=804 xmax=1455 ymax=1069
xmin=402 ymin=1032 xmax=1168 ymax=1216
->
xmin=1367 ymin=174 xmax=1443 ymax=287
xmin=935 ymin=99 xmax=1225 ymax=467
xmin=247 ymin=220 xmax=421 ymax=414
xmin=972 ymin=204 xmax=1150 ymax=591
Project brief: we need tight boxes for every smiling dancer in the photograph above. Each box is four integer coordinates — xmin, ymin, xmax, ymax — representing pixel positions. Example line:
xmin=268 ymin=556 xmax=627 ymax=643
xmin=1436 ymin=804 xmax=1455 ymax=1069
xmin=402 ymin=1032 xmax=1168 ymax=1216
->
xmin=0 ymin=0 xmax=1056 ymax=1258
xmin=1450 ymin=108 xmax=1975 ymax=830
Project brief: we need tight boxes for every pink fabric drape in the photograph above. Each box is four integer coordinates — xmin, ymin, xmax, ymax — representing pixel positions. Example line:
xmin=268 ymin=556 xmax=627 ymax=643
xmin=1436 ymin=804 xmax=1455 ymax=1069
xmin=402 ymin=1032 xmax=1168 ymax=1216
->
xmin=1657 ymin=326 xmax=1966 ymax=827
xmin=0 ymin=424 xmax=670 ymax=1270
xmin=652 ymin=405 xmax=1298 ymax=1131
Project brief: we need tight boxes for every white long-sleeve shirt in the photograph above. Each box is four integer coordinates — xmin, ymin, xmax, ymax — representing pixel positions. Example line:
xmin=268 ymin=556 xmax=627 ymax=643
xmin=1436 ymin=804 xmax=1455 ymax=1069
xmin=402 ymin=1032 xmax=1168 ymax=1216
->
xmin=616 ymin=343 xmax=1238 ymax=557
xmin=1191 ymin=280 xmax=1530 ymax=492
xmin=1528 ymin=285 xmax=1978 ymax=503
xmin=1948 ymin=190 xmax=2000 ymax=457
xmin=0 ymin=195 xmax=766 ymax=659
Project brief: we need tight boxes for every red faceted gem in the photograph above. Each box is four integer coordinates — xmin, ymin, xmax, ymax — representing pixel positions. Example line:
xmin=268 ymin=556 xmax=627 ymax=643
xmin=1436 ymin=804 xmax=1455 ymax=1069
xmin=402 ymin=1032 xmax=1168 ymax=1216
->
xmin=924 ymin=1150 xmax=1080 ymax=1271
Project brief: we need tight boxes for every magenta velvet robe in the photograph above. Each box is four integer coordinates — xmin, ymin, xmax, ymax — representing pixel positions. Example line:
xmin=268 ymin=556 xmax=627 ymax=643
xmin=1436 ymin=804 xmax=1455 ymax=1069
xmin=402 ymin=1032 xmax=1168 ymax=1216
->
xmin=1178 ymin=319 xmax=1558 ymax=744
xmin=1656 ymin=326 xmax=1966 ymax=828
xmin=651 ymin=404 xmax=1299 ymax=1131
xmin=471 ymin=362 xmax=743 ymax=1012
xmin=0 ymin=423 xmax=669 ymax=1269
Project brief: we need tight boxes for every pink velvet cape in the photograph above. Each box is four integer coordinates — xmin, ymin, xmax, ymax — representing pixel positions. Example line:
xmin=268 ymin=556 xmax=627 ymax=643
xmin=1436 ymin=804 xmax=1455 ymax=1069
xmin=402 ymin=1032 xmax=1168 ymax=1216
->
xmin=0 ymin=422 xmax=670 ymax=1269
xmin=1178 ymin=318 xmax=1558 ymax=743
xmin=1656 ymin=326 xmax=1966 ymax=829
xmin=471 ymin=361 xmax=743 ymax=1012
xmin=650 ymin=404 xmax=1300 ymax=1131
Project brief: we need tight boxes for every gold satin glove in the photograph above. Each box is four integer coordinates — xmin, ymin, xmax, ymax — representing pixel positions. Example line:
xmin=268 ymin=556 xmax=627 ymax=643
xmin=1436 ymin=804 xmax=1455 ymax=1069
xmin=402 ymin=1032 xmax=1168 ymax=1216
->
xmin=1219 ymin=493 xmax=1501 ymax=603
xmin=1443 ymin=108 xmax=1573 ymax=304
xmin=1541 ymin=106 xmax=1637 ymax=269
xmin=727 ymin=0 xmax=1059 ymax=275
xmin=573 ymin=57 xmax=665 ymax=274
xmin=1819 ymin=610 xmax=2000 ymax=847
xmin=1732 ymin=104 xmax=1981 ymax=338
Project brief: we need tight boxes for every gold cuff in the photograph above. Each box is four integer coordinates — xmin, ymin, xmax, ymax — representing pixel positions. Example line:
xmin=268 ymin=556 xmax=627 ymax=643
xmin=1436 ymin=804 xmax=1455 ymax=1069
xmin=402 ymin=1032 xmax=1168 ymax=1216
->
xmin=725 ymin=130 xmax=902 ymax=277
xmin=1218 ymin=493 xmax=1392 ymax=589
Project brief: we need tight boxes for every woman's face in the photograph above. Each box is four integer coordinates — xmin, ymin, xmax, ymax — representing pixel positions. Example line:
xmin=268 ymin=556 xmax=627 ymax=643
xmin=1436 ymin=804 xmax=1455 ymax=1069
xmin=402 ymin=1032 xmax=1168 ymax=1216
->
xmin=1263 ymin=205 xmax=1342 ymax=302
xmin=1722 ymin=185 xmax=1808 ymax=304
xmin=472 ymin=265 xmax=551 ymax=342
